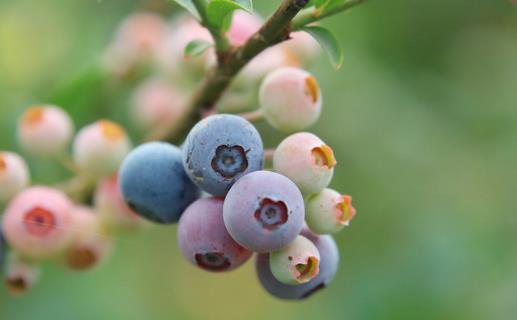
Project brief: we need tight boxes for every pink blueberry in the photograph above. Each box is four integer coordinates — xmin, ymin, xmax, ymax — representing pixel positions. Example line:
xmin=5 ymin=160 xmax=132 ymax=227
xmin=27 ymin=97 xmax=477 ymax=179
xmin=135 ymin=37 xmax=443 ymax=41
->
xmin=65 ymin=206 xmax=112 ymax=271
xmin=0 ymin=151 xmax=30 ymax=202
xmin=72 ymin=120 xmax=131 ymax=177
xmin=259 ymin=67 xmax=322 ymax=132
xmin=178 ymin=197 xmax=252 ymax=272
xmin=273 ymin=132 xmax=336 ymax=195
xmin=17 ymin=105 xmax=74 ymax=156
xmin=2 ymin=186 xmax=74 ymax=260
xmin=306 ymin=189 xmax=356 ymax=234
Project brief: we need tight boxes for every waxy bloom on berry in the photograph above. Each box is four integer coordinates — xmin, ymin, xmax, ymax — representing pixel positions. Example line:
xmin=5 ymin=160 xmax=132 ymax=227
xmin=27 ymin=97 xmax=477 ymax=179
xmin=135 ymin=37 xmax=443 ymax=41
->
xmin=306 ymin=189 xmax=356 ymax=234
xmin=17 ymin=105 xmax=74 ymax=157
xmin=0 ymin=151 xmax=29 ymax=202
xmin=259 ymin=67 xmax=322 ymax=132
xmin=2 ymin=187 xmax=74 ymax=260
xmin=273 ymin=132 xmax=336 ymax=195
xmin=73 ymin=120 xmax=131 ymax=177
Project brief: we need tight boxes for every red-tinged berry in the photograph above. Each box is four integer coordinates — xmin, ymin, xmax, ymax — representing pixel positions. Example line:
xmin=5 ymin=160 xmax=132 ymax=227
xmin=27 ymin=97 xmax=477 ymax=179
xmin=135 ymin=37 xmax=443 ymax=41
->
xmin=2 ymin=186 xmax=74 ymax=260
xmin=273 ymin=132 xmax=336 ymax=195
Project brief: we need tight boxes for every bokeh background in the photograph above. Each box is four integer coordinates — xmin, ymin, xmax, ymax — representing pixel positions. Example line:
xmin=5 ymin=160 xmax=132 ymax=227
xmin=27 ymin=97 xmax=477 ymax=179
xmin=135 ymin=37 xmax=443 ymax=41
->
xmin=1 ymin=0 xmax=517 ymax=319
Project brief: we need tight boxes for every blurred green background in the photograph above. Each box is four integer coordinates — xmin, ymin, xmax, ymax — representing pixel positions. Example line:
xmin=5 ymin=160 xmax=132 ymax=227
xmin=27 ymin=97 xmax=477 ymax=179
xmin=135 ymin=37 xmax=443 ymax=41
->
xmin=1 ymin=0 xmax=517 ymax=319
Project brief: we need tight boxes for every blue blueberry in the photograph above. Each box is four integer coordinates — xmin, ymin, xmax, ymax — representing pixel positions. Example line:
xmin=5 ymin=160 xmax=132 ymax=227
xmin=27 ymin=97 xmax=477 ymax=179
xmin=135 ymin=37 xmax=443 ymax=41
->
xmin=255 ymin=228 xmax=339 ymax=300
xmin=119 ymin=142 xmax=200 ymax=224
xmin=0 ymin=223 xmax=6 ymax=272
xmin=183 ymin=114 xmax=264 ymax=197
xmin=223 ymin=170 xmax=304 ymax=253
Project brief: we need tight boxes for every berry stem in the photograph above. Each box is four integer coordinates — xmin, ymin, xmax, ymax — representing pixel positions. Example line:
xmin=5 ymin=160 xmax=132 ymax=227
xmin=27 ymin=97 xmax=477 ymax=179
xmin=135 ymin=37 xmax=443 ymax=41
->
xmin=292 ymin=0 xmax=368 ymax=30
xmin=164 ymin=0 xmax=310 ymax=143
xmin=239 ymin=109 xmax=264 ymax=122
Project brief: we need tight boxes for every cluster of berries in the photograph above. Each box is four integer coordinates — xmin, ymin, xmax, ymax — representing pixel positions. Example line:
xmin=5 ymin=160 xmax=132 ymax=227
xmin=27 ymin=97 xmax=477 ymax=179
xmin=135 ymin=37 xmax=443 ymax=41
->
xmin=0 ymin=9 xmax=356 ymax=300
xmin=0 ymin=106 xmax=141 ymax=295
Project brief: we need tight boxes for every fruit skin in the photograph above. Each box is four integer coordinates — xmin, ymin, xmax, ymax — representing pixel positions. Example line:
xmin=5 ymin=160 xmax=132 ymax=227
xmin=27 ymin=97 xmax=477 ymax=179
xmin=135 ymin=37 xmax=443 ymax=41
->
xmin=273 ymin=132 xmax=336 ymax=195
xmin=0 ymin=223 xmax=6 ymax=271
xmin=0 ymin=151 xmax=30 ymax=202
xmin=65 ymin=207 xmax=112 ymax=271
xmin=223 ymin=170 xmax=304 ymax=253
xmin=119 ymin=142 xmax=200 ymax=224
xmin=269 ymin=235 xmax=320 ymax=285
xmin=259 ymin=67 xmax=322 ymax=132
xmin=183 ymin=114 xmax=264 ymax=197
xmin=178 ymin=197 xmax=252 ymax=272
xmin=73 ymin=120 xmax=131 ymax=177
xmin=17 ymin=105 xmax=74 ymax=157
xmin=256 ymin=228 xmax=339 ymax=300
xmin=306 ymin=189 xmax=356 ymax=234
xmin=94 ymin=174 xmax=144 ymax=231
xmin=4 ymin=252 xmax=40 ymax=297
xmin=2 ymin=186 xmax=74 ymax=260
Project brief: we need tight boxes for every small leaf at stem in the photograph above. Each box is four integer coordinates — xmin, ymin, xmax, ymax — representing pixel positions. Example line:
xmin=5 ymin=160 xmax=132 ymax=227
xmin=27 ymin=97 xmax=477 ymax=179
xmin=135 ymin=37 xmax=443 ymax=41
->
xmin=233 ymin=0 xmax=253 ymax=11
xmin=301 ymin=25 xmax=344 ymax=69
xmin=172 ymin=0 xmax=201 ymax=20
xmin=207 ymin=0 xmax=249 ymax=32
xmin=184 ymin=40 xmax=214 ymax=59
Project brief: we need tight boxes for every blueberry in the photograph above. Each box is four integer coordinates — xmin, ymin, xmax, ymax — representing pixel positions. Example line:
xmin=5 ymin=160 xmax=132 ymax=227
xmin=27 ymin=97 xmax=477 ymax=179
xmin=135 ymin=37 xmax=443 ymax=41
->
xmin=183 ymin=114 xmax=264 ymax=197
xmin=223 ymin=170 xmax=304 ymax=253
xmin=306 ymin=189 xmax=356 ymax=234
xmin=0 ymin=223 xmax=6 ymax=271
xmin=256 ymin=228 xmax=339 ymax=300
xmin=269 ymin=235 xmax=320 ymax=285
xmin=178 ymin=197 xmax=252 ymax=272
xmin=119 ymin=142 xmax=200 ymax=224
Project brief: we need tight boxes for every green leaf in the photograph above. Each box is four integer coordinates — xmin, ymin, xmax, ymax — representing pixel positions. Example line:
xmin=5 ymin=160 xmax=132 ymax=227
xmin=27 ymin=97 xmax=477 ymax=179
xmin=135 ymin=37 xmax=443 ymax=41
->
xmin=184 ymin=40 xmax=213 ymax=59
xmin=172 ymin=0 xmax=201 ymax=20
xmin=308 ymin=0 xmax=330 ymax=8
xmin=302 ymin=26 xmax=344 ymax=69
xmin=207 ymin=0 xmax=251 ymax=31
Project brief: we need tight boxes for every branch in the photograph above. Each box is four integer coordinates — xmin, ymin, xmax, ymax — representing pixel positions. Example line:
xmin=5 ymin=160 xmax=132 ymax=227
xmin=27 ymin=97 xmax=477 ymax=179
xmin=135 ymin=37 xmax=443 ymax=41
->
xmin=191 ymin=0 xmax=230 ymax=61
xmin=164 ymin=0 xmax=310 ymax=143
xmin=292 ymin=0 xmax=368 ymax=30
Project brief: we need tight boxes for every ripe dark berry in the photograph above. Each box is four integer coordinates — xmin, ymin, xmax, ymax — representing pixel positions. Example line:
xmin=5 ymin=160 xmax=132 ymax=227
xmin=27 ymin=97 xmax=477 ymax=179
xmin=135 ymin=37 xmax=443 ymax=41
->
xmin=0 ymin=223 xmax=6 ymax=271
xmin=223 ymin=170 xmax=304 ymax=253
xmin=119 ymin=142 xmax=200 ymax=224
xmin=183 ymin=114 xmax=264 ymax=197
xmin=256 ymin=228 xmax=339 ymax=300
xmin=178 ymin=197 xmax=252 ymax=272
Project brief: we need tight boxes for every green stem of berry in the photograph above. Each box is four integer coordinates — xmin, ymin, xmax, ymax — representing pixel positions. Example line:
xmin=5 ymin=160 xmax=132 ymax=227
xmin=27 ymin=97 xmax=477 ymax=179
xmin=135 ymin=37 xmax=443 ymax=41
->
xmin=191 ymin=0 xmax=231 ymax=62
xmin=292 ymin=0 xmax=368 ymax=30
xmin=164 ymin=0 xmax=310 ymax=143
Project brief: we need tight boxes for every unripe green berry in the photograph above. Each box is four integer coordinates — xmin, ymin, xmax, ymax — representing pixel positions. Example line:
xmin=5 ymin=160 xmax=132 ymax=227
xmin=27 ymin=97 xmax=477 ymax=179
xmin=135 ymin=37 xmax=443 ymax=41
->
xmin=73 ymin=120 xmax=131 ymax=177
xmin=259 ymin=67 xmax=322 ymax=132
xmin=269 ymin=235 xmax=320 ymax=285
xmin=17 ymin=105 xmax=74 ymax=157
xmin=306 ymin=189 xmax=356 ymax=234
xmin=0 ymin=151 xmax=30 ymax=202
xmin=5 ymin=252 xmax=40 ymax=297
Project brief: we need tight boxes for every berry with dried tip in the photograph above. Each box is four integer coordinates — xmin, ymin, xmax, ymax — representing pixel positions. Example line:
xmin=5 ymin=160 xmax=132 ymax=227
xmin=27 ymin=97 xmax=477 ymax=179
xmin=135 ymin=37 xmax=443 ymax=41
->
xmin=259 ymin=67 xmax=322 ymax=132
xmin=223 ymin=171 xmax=304 ymax=253
xmin=131 ymin=78 xmax=187 ymax=132
xmin=256 ymin=228 xmax=339 ymax=300
xmin=269 ymin=235 xmax=320 ymax=285
xmin=94 ymin=174 xmax=144 ymax=231
xmin=273 ymin=132 xmax=336 ymax=195
xmin=183 ymin=114 xmax=264 ymax=197
xmin=119 ymin=142 xmax=200 ymax=224
xmin=306 ymin=189 xmax=356 ymax=234
xmin=73 ymin=120 xmax=131 ymax=177
xmin=0 ymin=151 xmax=30 ymax=202
xmin=65 ymin=207 xmax=112 ymax=271
xmin=178 ymin=197 xmax=252 ymax=272
xmin=5 ymin=252 xmax=40 ymax=297
xmin=17 ymin=105 xmax=74 ymax=157
xmin=2 ymin=186 xmax=74 ymax=260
